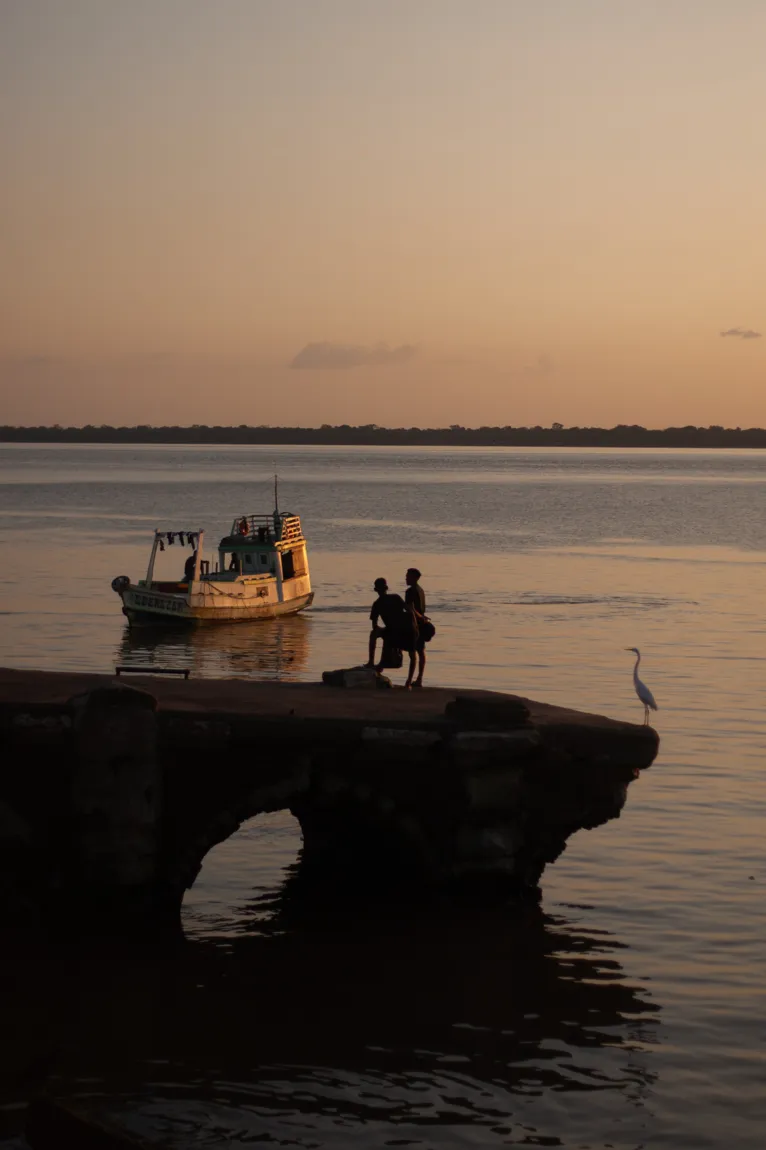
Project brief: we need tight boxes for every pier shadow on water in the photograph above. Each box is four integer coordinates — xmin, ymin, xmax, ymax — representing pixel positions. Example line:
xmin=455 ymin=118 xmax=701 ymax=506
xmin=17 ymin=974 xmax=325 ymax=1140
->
xmin=1 ymin=869 xmax=661 ymax=1149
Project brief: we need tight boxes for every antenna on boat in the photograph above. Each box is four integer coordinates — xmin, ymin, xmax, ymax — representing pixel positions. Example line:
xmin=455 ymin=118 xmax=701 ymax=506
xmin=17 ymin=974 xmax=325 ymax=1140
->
xmin=274 ymin=470 xmax=279 ymax=515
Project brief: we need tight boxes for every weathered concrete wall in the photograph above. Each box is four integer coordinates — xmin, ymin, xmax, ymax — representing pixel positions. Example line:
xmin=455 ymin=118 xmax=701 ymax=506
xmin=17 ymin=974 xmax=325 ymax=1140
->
xmin=0 ymin=685 xmax=167 ymax=926
xmin=0 ymin=670 xmax=659 ymax=930
xmin=289 ymin=714 xmax=637 ymax=900
xmin=69 ymin=687 xmax=162 ymax=890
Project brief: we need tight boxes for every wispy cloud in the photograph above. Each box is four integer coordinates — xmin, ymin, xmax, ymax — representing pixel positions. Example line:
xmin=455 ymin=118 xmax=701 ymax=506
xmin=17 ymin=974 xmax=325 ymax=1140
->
xmin=0 ymin=354 xmax=59 ymax=368
xmin=290 ymin=342 xmax=417 ymax=370
xmin=720 ymin=327 xmax=762 ymax=340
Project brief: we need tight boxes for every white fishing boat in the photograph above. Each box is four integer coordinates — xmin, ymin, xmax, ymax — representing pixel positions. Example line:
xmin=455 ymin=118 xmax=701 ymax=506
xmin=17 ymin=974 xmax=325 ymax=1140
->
xmin=111 ymin=497 xmax=313 ymax=626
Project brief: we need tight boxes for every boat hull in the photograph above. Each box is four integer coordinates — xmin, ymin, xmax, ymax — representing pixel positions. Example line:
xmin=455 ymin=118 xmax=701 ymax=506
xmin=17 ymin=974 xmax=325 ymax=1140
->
xmin=120 ymin=584 xmax=314 ymax=626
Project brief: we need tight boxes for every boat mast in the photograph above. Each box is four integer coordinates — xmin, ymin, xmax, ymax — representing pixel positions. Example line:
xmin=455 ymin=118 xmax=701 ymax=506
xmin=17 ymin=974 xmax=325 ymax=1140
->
xmin=145 ymin=532 xmax=160 ymax=586
xmin=274 ymin=472 xmax=279 ymax=515
xmin=192 ymin=530 xmax=204 ymax=585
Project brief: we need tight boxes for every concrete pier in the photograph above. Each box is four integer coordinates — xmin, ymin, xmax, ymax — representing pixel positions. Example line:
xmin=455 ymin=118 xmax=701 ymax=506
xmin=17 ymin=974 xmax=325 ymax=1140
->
xmin=0 ymin=667 xmax=659 ymax=928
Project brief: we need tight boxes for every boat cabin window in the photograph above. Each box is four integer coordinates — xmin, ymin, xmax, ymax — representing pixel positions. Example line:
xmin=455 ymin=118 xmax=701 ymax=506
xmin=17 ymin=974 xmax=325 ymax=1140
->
xmin=222 ymin=550 xmax=275 ymax=575
xmin=219 ymin=549 xmax=278 ymax=576
xmin=281 ymin=550 xmax=295 ymax=580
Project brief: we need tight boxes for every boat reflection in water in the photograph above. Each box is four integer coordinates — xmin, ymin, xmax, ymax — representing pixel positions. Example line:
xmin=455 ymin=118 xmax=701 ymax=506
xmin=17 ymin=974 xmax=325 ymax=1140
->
xmin=116 ymin=612 xmax=311 ymax=682
xmin=22 ymin=883 xmax=661 ymax=1148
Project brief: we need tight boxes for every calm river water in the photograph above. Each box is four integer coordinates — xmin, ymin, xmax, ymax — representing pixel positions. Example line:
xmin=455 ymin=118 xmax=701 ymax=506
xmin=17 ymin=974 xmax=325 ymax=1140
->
xmin=0 ymin=444 xmax=764 ymax=1148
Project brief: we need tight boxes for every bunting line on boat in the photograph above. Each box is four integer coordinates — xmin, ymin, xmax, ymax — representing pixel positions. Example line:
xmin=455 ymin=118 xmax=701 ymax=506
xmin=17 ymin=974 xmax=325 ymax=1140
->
xmin=155 ymin=531 xmax=200 ymax=551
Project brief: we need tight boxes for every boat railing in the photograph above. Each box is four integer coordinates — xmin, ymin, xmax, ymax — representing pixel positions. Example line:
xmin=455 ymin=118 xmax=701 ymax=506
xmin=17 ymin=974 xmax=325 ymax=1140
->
xmin=229 ymin=514 xmax=304 ymax=544
xmin=280 ymin=515 xmax=304 ymax=543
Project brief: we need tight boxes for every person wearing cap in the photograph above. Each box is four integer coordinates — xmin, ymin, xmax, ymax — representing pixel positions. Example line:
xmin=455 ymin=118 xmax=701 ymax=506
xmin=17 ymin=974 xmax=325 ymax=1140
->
xmin=366 ymin=577 xmax=408 ymax=669
xmin=404 ymin=567 xmax=427 ymax=688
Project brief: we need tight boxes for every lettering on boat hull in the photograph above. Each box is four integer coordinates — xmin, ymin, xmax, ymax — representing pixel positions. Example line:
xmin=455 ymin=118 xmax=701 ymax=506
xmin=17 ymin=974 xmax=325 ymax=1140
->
xmin=122 ymin=588 xmax=314 ymax=625
xmin=130 ymin=592 xmax=186 ymax=614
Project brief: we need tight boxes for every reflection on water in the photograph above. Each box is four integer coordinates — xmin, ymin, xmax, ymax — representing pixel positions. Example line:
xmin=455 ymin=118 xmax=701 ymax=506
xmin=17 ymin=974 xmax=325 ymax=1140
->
xmin=6 ymin=878 xmax=659 ymax=1148
xmin=116 ymin=614 xmax=312 ymax=681
xmin=6 ymin=445 xmax=766 ymax=1147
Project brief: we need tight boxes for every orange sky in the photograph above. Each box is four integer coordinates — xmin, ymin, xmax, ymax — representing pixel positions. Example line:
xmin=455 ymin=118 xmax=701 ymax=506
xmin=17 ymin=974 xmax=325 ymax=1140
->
xmin=1 ymin=0 xmax=765 ymax=427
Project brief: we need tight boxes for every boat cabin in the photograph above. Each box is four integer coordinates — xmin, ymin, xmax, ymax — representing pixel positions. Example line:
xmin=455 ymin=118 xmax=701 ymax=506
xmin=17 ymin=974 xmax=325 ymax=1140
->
xmin=215 ymin=512 xmax=309 ymax=584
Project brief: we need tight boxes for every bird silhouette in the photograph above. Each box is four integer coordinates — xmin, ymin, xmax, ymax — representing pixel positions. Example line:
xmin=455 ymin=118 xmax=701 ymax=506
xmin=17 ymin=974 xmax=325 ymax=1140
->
xmin=625 ymin=647 xmax=658 ymax=725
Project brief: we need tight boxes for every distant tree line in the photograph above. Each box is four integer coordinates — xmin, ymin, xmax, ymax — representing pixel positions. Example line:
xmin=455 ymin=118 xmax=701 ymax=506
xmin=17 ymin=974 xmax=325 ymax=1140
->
xmin=1 ymin=423 xmax=765 ymax=448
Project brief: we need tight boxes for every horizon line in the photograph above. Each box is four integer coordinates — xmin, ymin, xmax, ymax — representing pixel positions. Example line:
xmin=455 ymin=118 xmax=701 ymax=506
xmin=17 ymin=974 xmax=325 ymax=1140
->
xmin=1 ymin=422 xmax=763 ymax=434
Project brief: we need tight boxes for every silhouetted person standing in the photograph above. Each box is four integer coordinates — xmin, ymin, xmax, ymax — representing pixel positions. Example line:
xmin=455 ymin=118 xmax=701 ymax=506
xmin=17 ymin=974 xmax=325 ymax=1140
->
xmin=404 ymin=567 xmax=426 ymax=688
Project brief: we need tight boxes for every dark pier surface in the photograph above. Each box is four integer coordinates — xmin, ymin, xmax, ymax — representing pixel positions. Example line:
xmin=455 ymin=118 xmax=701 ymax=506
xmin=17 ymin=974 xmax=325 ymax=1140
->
xmin=0 ymin=667 xmax=659 ymax=930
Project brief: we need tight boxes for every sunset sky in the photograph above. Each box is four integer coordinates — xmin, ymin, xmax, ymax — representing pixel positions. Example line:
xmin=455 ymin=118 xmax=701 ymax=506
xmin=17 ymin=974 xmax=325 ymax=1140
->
xmin=2 ymin=0 xmax=765 ymax=428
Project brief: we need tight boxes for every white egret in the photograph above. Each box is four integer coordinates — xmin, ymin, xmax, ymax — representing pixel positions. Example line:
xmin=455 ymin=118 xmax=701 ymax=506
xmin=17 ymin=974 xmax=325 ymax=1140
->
xmin=626 ymin=647 xmax=658 ymax=725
